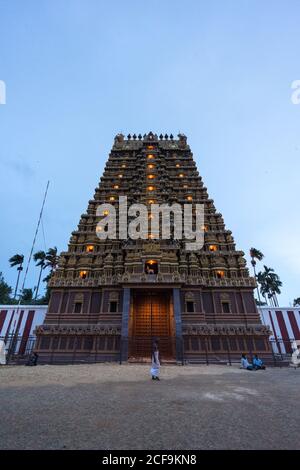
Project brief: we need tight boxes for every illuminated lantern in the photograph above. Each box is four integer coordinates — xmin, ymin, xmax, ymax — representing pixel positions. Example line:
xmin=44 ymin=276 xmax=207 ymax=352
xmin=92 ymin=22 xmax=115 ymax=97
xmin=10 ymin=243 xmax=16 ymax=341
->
xmin=209 ymin=245 xmax=218 ymax=252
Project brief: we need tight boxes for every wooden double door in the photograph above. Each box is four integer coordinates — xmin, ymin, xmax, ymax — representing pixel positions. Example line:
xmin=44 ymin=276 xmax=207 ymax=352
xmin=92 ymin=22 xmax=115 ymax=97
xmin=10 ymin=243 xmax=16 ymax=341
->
xmin=129 ymin=290 xmax=175 ymax=359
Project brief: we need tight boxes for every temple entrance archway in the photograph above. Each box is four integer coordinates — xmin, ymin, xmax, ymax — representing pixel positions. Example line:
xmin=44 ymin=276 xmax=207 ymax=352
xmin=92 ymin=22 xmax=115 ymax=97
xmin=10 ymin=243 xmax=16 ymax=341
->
xmin=129 ymin=290 xmax=175 ymax=360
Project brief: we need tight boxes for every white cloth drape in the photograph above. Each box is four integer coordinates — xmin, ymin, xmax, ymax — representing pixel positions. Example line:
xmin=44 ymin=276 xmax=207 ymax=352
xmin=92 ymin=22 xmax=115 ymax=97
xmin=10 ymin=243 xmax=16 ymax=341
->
xmin=150 ymin=350 xmax=160 ymax=377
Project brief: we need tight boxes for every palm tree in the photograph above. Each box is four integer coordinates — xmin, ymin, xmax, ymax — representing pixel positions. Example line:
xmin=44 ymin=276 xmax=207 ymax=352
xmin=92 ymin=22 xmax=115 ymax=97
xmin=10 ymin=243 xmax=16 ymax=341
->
xmin=272 ymin=284 xmax=282 ymax=306
xmin=33 ymin=250 xmax=46 ymax=300
xmin=9 ymin=254 xmax=24 ymax=299
xmin=257 ymin=265 xmax=282 ymax=307
xmin=249 ymin=248 xmax=264 ymax=302
xmin=256 ymin=270 xmax=269 ymax=305
xmin=37 ymin=247 xmax=59 ymax=304
xmin=44 ymin=247 xmax=59 ymax=275
xmin=41 ymin=247 xmax=59 ymax=287
xmin=266 ymin=267 xmax=282 ymax=307
xmin=293 ymin=298 xmax=300 ymax=307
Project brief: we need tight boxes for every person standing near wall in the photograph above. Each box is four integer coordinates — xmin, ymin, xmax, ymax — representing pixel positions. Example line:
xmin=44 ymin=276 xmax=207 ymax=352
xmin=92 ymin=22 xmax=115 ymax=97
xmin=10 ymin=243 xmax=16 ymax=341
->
xmin=151 ymin=341 xmax=161 ymax=381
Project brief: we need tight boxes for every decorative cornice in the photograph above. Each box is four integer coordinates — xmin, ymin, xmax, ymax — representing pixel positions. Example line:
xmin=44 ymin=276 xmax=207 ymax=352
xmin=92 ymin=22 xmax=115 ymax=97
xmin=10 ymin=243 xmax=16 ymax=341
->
xmin=35 ymin=325 xmax=121 ymax=336
xmin=35 ymin=323 xmax=271 ymax=337
xmin=182 ymin=324 xmax=272 ymax=336
xmin=49 ymin=275 xmax=256 ymax=288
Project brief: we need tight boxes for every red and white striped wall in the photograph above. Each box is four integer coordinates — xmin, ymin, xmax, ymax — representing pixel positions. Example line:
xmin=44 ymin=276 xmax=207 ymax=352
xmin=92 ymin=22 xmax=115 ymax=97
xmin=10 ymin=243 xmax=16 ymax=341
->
xmin=1 ymin=304 xmax=299 ymax=356
xmin=258 ymin=307 xmax=300 ymax=354
xmin=0 ymin=305 xmax=48 ymax=351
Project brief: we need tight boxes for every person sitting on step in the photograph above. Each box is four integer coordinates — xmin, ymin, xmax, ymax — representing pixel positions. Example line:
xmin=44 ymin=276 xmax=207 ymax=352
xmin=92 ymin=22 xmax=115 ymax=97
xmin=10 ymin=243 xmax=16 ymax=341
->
xmin=252 ymin=354 xmax=266 ymax=370
xmin=241 ymin=354 xmax=253 ymax=371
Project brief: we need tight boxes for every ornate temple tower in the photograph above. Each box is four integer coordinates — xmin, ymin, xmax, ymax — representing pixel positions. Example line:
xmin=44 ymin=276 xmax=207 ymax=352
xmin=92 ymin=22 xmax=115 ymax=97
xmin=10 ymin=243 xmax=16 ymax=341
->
xmin=35 ymin=132 xmax=270 ymax=363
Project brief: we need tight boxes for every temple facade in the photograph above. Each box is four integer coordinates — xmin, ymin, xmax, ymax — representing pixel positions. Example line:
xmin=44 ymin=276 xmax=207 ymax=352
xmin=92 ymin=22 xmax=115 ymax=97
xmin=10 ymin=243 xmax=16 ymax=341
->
xmin=35 ymin=132 xmax=271 ymax=363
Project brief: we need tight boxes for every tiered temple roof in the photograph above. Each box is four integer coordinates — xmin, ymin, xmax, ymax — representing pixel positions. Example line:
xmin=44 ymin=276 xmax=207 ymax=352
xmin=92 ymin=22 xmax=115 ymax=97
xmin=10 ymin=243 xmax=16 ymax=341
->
xmin=50 ymin=132 xmax=254 ymax=288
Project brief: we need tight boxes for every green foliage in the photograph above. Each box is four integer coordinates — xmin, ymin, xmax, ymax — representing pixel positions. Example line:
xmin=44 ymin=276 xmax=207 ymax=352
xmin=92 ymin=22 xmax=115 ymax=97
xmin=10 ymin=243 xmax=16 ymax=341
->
xmin=0 ymin=272 xmax=12 ymax=304
xmin=41 ymin=285 xmax=51 ymax=304
xmin=249 ymin=247 xmax=264 ymax=266
xmin=293 ymin=297 xmax=300 ymax=307
xmin=45 ymin=247 xmax=59 ymax=272
xmin=255 ymin=299 xmax=267 ymax=306
xmin=8 ymin=253 xmax=24 ymax=267
xmin=33 ymin=250 xmax=46 ymax=267
xmin=20 ymin=288 xmax=34 ymax=304
xmin=257 ymin=265 xmax=282 ymax=303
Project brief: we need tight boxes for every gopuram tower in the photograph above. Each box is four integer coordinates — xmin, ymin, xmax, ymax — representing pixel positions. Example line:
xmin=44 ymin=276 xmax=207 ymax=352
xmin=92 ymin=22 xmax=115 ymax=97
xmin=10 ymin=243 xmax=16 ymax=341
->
xmin=35 ymin=132 xmax=271 ymax=363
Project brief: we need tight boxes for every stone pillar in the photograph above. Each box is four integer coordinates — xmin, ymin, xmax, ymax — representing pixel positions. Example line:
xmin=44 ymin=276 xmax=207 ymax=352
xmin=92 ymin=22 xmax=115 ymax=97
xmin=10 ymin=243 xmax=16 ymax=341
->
xmin=121 ymin=287 xmax=130 ymax=361
xmin=173 ymin=288 xmax=183 ymax=362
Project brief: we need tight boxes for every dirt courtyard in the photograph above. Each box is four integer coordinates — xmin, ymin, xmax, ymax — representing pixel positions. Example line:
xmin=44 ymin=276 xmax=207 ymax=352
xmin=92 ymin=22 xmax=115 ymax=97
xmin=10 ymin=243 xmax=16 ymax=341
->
xmin=0 ymin=363 xmax=299 ymax=450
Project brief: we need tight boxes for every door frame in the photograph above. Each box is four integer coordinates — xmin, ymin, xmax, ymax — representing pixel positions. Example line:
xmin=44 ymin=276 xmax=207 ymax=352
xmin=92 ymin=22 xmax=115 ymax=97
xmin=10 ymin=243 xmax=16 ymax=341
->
xmin=128 ymin=288 xmax=176 ymax=359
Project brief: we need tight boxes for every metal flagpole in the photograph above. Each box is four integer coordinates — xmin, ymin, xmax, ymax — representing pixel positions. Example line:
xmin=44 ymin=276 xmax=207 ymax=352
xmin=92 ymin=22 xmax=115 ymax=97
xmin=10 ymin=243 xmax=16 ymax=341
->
xmin=8 ymin=181 xmax=50 ymax=361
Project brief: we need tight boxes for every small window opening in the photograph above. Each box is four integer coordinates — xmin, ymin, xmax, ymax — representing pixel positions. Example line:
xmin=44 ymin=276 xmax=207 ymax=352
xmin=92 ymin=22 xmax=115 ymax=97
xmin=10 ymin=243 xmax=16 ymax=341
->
xmin=74 ymin=302 xmax=82 ymax=313
xmin=109 ymin=301 xmax=118 ymax=313
xmin=186 ymin=301 xmax=195 ymax=313
xmin=222 ymin=302 xmax=230 ymax=313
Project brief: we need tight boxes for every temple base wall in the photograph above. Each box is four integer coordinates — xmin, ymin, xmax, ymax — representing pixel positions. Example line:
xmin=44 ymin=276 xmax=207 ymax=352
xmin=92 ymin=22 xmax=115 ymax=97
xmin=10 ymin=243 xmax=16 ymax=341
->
xmin=35 ymin=327 xmax=271 ymax=364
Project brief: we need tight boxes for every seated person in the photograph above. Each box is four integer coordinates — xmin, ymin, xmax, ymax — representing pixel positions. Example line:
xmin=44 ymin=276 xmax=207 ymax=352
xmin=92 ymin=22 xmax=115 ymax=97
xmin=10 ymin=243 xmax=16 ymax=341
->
xmin=253 ymin=354 xmax=266 ymax=370
xmin=241 ymin=354 xmax=253 ymax=370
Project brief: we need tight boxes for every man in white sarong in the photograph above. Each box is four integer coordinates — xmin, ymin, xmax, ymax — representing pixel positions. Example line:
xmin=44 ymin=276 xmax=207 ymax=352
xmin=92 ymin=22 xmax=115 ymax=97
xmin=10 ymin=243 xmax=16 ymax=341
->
xmin=0 ymin=340 xmax=7 ymax=365
xmin=150 ymin=341 xmax=160 ymax=381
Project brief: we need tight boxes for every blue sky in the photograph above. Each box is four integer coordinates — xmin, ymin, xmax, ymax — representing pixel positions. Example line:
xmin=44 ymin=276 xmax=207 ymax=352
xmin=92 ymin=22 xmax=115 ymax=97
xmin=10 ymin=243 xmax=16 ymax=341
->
xmin=0 ymin=0 xmax=299 ymax=305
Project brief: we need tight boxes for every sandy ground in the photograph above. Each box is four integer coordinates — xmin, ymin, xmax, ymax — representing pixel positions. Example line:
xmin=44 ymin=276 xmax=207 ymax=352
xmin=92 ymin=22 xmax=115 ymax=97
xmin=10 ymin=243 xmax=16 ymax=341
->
xmin=0 ymin=363 xmax=299 ymax=450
